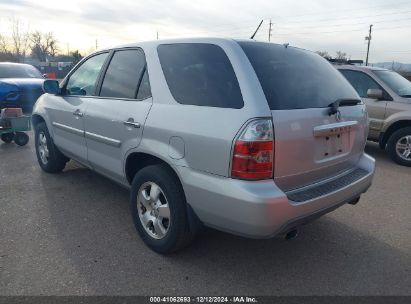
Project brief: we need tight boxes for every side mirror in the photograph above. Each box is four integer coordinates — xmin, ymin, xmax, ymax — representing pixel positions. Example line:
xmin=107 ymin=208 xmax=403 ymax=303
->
xmin=43 ymin=80 xmax=60 ymax=94
xmin=367 ymin=89 xmax=383 ymax=100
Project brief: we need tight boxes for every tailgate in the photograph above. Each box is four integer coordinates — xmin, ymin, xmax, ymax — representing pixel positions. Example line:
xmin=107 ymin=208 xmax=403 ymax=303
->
xmin=272 ymin=105 xmax=368 ymax=191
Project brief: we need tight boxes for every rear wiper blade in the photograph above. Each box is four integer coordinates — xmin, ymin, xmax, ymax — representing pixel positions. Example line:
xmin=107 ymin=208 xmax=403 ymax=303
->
xmin=328 ymin=98 xmax=361 ymax=116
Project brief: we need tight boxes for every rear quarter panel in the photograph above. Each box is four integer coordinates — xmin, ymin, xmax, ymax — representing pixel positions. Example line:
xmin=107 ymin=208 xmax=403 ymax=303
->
xmin=128 ymin=39 xmax=271 ymax=177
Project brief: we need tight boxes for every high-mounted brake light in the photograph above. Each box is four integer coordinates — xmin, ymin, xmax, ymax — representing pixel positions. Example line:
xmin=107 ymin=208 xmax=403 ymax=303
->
xmin=231 ymin=119 xmax=274 ymax=180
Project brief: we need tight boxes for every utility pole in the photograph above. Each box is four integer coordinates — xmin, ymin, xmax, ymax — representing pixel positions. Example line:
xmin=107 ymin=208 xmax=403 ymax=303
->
xmin=157 ymin=31 xmax=159 ymax=40
xmin=268 ymin=18 xmax=273 ymax=42
xmin=95 ymin=39 xmax=98 ymax=50
xmin=365 ymin=24 xmax=373 ymax=66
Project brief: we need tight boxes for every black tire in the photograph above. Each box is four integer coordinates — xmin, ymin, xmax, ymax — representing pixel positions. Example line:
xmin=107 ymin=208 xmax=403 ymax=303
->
xmin=130 ymin=164 xmax=195 ymax=253
xmin=14 ymin=132 xmax=29 ymax=146
xmin=35 ymin=122 xmax=68 ymax=173
xmin=1 ymin=133 xmax=14 ymax=143
xmin=386 ymin=127 xmax=411 ymax=167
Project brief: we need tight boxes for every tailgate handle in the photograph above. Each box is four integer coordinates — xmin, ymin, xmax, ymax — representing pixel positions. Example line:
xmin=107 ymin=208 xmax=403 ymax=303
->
xmin=313 ymin=121 xmax=358 ymax=137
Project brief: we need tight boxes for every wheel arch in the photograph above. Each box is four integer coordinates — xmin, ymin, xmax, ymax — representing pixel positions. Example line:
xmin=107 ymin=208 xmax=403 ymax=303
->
xmin=381 ymin=120 xmax=411 ymax=148
xmin=125 ymin=151 xmax=203 ymax=232
xmin=125 ymin=152 xmax=182 ymax=186
xmin=31 ymin=114 xmax=45 ymax=128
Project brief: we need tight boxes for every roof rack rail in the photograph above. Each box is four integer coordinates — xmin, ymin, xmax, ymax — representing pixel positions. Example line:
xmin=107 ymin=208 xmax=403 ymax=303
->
xmin=327 ymin=58 xmax=364 ymax=65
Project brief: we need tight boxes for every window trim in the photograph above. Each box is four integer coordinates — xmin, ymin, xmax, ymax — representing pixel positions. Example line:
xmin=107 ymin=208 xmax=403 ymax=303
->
xmin=339 ymin=69 xmax=393 ymax=101
xmin=96 ymin=47 xmax=152 ymax=102
xmin=157 ymin=42 xmax=244 ymax=109
xmin=61 ymin=50 xmax=110 ymax=97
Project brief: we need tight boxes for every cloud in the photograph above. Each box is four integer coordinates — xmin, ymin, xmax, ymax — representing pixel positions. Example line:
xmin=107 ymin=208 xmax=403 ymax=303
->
xmin=0 ymin=0 xmax=410 ymax=62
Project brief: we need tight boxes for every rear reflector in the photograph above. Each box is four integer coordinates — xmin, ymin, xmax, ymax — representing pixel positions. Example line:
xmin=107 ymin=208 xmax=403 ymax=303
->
xmin=231 ymin=119 xmax=274 ymax=180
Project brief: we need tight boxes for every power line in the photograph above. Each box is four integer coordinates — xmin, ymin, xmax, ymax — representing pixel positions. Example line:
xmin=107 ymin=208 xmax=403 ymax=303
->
xmin=275 ymin=15 xmax=411 ymax=31
xmin=274 ymin=9 xmax=411 ymax=26
xmin=271 ymin=1 xmax=411 ymax=20
xmin=270 ymin=23 xmax=411 ymax=36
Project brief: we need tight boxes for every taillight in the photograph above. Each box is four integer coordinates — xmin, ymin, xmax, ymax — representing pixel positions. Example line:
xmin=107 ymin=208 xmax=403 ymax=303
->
xmin=231 ymin=119 xmax=274 ymax=180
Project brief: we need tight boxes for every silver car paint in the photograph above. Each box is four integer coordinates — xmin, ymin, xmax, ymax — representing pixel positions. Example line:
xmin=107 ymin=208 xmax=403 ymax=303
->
xmin=33 ymin=38 xmax=375 ymax=238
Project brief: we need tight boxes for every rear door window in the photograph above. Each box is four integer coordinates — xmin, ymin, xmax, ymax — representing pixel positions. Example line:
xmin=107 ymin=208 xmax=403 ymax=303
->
xmin=157 ymin=43 xmax=243 ymax=109
xmin=340 ymin=70 xmax=382 ymax=98
xmin=100 ymin=49 xmax=148 ymax=99
xmin=238 ymin=42 xmax=359 ymax=110
xmin=136 ymin=69 xmax=151 ymax=100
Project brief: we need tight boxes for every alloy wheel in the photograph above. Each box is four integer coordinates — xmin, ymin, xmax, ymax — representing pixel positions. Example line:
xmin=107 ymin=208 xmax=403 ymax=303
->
xmin=395 ymin=135 xmax=411 ymax=161
xmin=137 ymin=181 xmax=171 ymax=239
xmin=38 ymin=132 xmax=49 ymax=164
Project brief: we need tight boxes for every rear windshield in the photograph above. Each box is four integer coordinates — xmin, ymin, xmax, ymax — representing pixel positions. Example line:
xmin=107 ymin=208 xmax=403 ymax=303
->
xmin=238 ymin=42 xmax=359 ymax=110
xmin=157 ymin=43 xmax=244 ymax=109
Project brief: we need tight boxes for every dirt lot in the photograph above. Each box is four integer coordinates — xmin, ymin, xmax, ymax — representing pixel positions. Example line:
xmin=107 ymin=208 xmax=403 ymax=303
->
xmin=0 ymin=133 xmax=410 ymax=295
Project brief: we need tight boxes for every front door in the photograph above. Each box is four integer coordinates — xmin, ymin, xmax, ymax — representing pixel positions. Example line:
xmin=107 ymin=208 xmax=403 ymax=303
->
xmin=339 ymin=69 xmax=388 ymax=138
xmin=50 ymin=52 xmax=109 ymax=163
xmin=83 ymin=49 xmax=153 ymax=183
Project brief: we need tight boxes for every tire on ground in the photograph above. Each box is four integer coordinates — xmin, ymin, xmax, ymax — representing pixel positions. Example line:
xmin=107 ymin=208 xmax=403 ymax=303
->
xmin=35 ymin=122 xmax=69 ymax=173
xmin=14 ymin=132 xmax=29 ymax=146
xmin=130 ymin=164 xmax=196 ymax=253
xmin=386 ymin=126 xmax=411 ymax=167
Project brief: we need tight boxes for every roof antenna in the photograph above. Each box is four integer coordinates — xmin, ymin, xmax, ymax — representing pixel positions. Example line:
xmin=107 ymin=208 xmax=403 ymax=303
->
xmin=250 ymin=20 xmax=264 ymax=39
xmin=283 ymin=43 xmax=289 ymax=48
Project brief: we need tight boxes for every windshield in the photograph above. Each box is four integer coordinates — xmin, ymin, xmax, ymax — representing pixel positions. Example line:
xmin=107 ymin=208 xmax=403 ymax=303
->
xmin=0 ymin=64 xmax=43 ymax=79
xmin=238 ymin=41 xmax=359 ymax=110
xmin=373 ymin=70 xmax=411 ymax=98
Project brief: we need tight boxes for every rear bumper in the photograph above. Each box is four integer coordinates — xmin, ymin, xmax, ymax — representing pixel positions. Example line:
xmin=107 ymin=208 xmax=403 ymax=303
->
xmin=178 ymin=153 xmax=375 ymax=238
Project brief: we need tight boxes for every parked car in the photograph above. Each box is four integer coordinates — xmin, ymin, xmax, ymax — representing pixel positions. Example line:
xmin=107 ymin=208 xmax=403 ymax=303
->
xmin=32 ymin=38 xmax=375 ymax=253
xmin=0 ymin=62 xmax=45 ymax=113
xmin=337 ymin=65 xmax=411 ymax=166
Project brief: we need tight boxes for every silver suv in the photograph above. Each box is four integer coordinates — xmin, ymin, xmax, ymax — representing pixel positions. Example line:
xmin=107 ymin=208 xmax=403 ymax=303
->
xmin=33 ymin=38 xmax=375 ymax=253
xmin=337 ymin=65 xmax=411 ymax=166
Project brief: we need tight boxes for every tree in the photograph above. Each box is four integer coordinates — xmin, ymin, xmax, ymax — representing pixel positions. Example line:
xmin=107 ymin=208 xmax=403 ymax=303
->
xmin=10 ymin=18 xmax=30 ymax=62
xmin=0 ymin=34 xmax=8 ymax=53
xmin=335 ymin=51 xmax=349 ymax=61
xmin=70 ymin=50 xmax=83 ymax=63
xmin=30 ymin=31 xmax=59 ymax=61
xmin=316 ymin=51 xmax=331 ymax=60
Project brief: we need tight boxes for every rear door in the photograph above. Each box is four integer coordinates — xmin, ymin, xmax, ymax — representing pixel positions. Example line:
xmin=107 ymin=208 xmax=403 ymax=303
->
xmin=239 ymin=42 xmax=368 ymax=191
xmin=84 ymin=48 xmax=152 ymax=183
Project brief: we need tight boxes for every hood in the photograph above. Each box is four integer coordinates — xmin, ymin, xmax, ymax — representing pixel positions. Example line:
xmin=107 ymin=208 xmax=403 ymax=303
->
xmin=0 ymin=78 xmax=45 ymax=106
xmin=0 ymin=78 xmax=45 ymax=90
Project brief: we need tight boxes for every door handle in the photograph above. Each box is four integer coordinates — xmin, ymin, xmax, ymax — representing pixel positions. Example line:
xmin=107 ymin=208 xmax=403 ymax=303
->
xmin=123 ymin=118 xmax=141 ymax=128
xmin=73 ymin=109 xmax=84 ymax=117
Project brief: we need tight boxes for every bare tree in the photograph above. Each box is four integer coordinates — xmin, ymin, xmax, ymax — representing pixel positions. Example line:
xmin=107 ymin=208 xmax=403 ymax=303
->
xmin=10 ymin=18 xmax=30 ymax=62
xmin=0 ymin=33 xmax=8 ymax=53
xmin=30 ymin=31 xmax=59 ymax=61
xmin=316 ymin=50 xmax=331 ymax=60
xmin=335 ymin=51 xmax=349 ymax=61
xmin=70 ymin=50 xmax=83 ymax=63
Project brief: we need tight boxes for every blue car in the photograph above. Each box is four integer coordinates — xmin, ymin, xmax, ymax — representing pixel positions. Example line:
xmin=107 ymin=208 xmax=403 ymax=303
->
xmin=0 ymin=62 xmax=45 ymax=113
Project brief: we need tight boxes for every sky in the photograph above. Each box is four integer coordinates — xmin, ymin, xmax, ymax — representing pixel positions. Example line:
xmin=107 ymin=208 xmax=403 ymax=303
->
xmin=0 ymin=0 xmax=410 ymax=63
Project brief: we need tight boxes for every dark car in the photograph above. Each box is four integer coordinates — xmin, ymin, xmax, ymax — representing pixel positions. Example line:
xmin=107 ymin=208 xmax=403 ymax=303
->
xmin=0 ymin=62 xmax=45 ymax=113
